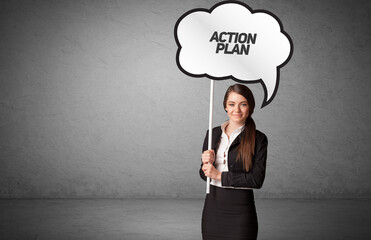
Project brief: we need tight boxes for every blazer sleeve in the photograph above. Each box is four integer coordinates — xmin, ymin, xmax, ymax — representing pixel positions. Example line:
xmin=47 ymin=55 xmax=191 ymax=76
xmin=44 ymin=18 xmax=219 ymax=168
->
xmin=199 ymin=130 xmax=209 ymax=182
xmin=221 ymin=132 xmax=268 ymax=189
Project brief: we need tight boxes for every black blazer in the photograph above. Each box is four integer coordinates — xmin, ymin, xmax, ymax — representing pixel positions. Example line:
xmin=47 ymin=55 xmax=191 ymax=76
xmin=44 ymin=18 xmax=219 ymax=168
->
xmin=199 ymin=126 xmax=268 ymax=189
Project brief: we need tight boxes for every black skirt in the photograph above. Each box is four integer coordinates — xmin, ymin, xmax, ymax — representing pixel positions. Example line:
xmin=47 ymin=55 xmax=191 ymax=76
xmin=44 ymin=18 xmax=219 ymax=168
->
xmin=202 ymin=185 xmax=258 ymax=240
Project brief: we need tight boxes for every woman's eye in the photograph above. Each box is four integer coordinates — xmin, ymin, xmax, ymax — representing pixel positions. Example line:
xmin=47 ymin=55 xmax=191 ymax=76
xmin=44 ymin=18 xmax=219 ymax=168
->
xmin=242 ymin=104 xmax=247 ymax=107
xmin=228 ymin=104 xmax=234 ymax=107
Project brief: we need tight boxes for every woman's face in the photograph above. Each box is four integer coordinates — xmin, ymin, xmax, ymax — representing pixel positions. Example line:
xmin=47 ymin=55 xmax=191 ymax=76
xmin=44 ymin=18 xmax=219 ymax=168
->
xmin=225 ymin=91 xmax=249 ymax=125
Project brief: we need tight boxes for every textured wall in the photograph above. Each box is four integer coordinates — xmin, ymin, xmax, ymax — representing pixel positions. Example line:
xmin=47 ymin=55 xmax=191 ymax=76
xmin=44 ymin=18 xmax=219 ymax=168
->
xmin=0 ymin=0 xmax=370 ymax=198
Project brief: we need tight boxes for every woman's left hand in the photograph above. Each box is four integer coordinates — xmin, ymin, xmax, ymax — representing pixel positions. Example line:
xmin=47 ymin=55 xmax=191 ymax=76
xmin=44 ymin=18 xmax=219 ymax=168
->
xmin=202 ymin=163 xmax=222 ymax=181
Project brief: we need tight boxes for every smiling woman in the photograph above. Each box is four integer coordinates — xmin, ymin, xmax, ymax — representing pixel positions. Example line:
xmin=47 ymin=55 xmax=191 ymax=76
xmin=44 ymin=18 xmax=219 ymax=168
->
xmin=199 ymin=84 xmax=268 ymax=240
xmin=225 ymin=92 xmax=250 ymax=127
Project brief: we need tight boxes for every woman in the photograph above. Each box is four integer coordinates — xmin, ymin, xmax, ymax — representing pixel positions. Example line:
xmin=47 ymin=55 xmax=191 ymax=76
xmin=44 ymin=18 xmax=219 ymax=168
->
xmin=200 ymin=84 xmax=268 ymax=240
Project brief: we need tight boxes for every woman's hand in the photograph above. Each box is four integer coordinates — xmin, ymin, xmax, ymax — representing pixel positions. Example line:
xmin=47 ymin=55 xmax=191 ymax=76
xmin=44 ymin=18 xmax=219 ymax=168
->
xmin=202 ymin=150 xmax=215 ymax=165
xmin=202 ymin=163 xmax=222 ymax=180
xmin=202 ymin=150 xmax=221 ymax=180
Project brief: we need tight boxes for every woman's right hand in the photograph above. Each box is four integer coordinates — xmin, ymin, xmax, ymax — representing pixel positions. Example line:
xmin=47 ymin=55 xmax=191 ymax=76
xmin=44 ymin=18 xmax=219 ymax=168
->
xmin=202 ymin=150 xmax=215 ymax=165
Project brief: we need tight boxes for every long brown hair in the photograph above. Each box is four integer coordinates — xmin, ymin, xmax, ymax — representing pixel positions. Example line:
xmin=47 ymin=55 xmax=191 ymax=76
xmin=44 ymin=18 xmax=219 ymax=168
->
xmin=223 ymin=84 xmax=256 ymax=172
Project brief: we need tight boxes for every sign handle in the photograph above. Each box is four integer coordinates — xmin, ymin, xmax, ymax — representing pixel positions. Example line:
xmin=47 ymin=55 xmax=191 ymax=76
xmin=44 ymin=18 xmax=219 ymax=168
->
xmin=206 ymin=80 xmax=214 ymax=194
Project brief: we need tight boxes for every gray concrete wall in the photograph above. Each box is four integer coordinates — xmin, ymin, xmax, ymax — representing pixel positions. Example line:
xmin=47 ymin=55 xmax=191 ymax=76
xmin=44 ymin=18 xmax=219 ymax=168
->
xmin=0 ymin=0 xmax=370 ymax=198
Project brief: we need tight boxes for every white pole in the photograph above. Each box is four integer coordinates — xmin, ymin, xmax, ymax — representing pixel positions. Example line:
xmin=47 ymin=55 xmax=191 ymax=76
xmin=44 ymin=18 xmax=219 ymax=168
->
xmin=206 ymin=80 xmax=214 ymax=194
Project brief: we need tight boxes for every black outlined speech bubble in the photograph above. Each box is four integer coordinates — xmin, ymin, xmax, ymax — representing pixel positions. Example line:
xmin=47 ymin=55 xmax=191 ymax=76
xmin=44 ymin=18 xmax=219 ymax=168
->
xmin=174 ymin=1 xmax=293 ymax=107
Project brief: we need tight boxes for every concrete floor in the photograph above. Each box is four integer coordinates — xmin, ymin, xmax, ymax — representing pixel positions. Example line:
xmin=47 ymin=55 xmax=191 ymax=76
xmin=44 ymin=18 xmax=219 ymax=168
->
xmin=1 ymin=199 xmax=370 ymax=240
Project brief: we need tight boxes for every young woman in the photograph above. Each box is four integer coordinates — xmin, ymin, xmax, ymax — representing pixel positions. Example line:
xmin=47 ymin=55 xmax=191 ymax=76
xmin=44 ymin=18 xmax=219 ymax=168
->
xmin=199 ymin=84 xmax=268 ymax=240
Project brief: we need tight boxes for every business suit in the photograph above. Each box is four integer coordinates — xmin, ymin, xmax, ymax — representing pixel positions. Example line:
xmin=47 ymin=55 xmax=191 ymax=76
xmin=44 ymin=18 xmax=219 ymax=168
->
xmin=200 ymin=125 xmax=268 ymax=240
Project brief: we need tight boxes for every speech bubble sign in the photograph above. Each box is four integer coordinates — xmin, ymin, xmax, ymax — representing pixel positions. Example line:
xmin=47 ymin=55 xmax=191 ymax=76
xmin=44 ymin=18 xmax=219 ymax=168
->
xmin=174 ymin=1 xmax=293 ymax=107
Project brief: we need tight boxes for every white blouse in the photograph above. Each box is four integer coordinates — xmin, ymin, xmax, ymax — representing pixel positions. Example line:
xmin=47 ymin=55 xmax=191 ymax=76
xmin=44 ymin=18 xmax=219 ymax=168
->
xmin=210 ymin=121 xmax=245 ymax=188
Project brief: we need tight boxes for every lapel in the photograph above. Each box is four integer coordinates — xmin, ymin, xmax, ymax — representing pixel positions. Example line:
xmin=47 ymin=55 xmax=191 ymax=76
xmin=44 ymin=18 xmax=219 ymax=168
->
xmin=230 ymin=132 xmax=242 ymax=148
xmin=212 ymin=125 xmax=243 ymax=150
xmin=211 ymin=127 xmax=222 ymax=150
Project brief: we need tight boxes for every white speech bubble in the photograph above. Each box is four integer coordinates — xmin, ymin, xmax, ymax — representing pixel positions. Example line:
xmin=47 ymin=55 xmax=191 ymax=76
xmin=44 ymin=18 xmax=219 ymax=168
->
xmin=174 ymin=1 xmax=293 ymax=107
